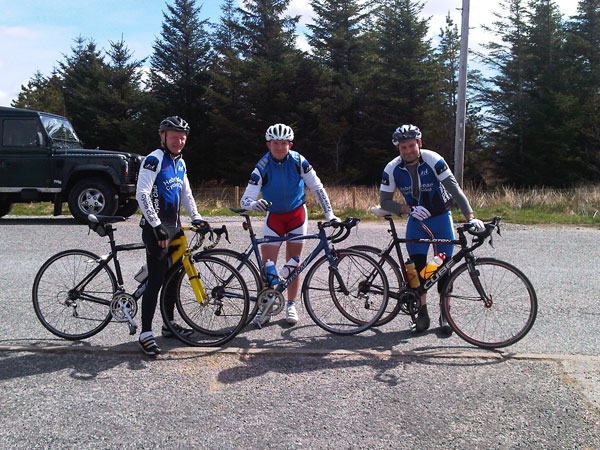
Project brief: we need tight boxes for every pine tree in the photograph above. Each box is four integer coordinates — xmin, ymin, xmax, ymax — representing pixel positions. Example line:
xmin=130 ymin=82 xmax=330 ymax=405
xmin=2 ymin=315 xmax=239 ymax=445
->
xmin=565 ymin=0 xmax=600 ymax=180
xmin=11 ymin=70 xmax=65 ymax=115
xmin=306 ymin=0 xmax=368 ymax=178
xmin=149 ymin=0 xmax=213 ymax=177
xmin=58 ymin=36 xmax=108 ymax=148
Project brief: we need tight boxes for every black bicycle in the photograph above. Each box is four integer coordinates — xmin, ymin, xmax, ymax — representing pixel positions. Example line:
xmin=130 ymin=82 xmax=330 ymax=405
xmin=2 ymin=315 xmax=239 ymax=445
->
xmin=32 ymin=214 xmax=249 ymax=346
xmin=348 ymin=208 xmax=537 ymax=348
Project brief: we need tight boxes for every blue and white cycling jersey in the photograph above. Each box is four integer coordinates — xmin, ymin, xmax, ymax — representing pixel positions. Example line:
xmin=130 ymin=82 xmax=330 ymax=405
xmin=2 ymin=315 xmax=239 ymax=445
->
xmin=380 ymin=149 xmax=453 ymax=218
xmin=241 ymin=150 xmax=334 ymax=219
xmin=136 ymin=148 xmax=201 ymax=228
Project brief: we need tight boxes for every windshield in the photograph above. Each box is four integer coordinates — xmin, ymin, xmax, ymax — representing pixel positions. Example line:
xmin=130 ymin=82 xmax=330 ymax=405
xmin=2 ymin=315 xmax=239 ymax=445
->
xmin=40 ymin=114 xmax=81 ymax=146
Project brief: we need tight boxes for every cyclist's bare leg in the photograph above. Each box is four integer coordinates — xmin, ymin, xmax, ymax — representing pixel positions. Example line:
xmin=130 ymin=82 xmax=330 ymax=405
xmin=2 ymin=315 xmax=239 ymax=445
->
xmin=285 ymin=241 xmax=303 ymax=301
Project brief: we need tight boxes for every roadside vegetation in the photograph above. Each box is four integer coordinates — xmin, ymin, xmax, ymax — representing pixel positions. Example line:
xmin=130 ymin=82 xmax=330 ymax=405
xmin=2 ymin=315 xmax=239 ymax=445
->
xmin=9 ymin=185 xmax=600 ymax=226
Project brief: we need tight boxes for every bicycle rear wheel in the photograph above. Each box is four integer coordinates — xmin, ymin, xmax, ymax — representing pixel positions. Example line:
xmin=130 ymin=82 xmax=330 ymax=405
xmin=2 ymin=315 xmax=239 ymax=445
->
xmin=441 ymin=257 xmax=538 ymax=348
xmin=161 ymin=256 xmax=250 ymax=347
xmin=32 ymin=249 xmax=115 ymax=340
xmin=201 ymin=248 xmax=262 ymax=325
xmin=348 ymin=245 xmax=404 ymax=326
xmin=303 ymin=249 xmax=389 ymax=335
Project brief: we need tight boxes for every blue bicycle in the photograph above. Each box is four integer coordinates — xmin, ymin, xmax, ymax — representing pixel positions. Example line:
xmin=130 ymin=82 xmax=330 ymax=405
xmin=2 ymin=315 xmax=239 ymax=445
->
xmin=202 ymin=209 xmax=389 ymax=335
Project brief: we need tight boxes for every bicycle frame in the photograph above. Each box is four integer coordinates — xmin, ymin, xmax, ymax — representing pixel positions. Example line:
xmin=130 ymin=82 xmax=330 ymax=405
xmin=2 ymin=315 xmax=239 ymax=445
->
xmin=234 ymin=211 xmax=347 ymax=294
xmin=376 ymin=215 xmax=496 ymax=297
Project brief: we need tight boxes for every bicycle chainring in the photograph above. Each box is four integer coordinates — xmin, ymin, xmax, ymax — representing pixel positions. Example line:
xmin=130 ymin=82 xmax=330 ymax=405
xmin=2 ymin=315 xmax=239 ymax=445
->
xmin=110 ymin=293 xmax=138 ymax=322
xmin=257 ymin=288 xmax=286 ymax=316
xmin=398 ymin=289 xmax=421 ymax=316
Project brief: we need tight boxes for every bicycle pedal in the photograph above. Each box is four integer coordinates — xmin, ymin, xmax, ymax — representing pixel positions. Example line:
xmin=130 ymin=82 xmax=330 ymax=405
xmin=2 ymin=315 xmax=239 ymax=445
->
xmin=409 ymin=320 xmax=416 ymax=331
xmin=128 ymin=323 xmax=137 ymax=335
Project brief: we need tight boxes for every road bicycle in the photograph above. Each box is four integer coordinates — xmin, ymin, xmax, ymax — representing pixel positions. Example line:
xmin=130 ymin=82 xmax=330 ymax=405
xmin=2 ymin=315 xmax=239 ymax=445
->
xmin=32 ymin=214 xmax=250 ymax=347
xmin=347 ymin=208 xmax=538 ymax=348
xmin=203 ymin=208 xmax=389 ymax=335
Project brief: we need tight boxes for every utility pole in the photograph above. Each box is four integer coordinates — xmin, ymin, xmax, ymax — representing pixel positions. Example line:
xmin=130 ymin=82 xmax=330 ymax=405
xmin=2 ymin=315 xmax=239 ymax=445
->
xmin=454 ymin=0 xmax=470 ymax=186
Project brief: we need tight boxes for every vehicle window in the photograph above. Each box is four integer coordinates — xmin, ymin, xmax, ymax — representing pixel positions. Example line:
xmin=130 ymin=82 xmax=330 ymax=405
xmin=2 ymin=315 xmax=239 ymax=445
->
xmin=40 ymin=115 xmax=79 ymax=142
xmin=2 ymin=119 xmax=45 ymax=147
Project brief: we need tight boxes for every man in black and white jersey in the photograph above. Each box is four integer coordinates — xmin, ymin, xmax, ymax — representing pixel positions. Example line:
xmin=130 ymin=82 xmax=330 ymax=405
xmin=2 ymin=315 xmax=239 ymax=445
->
xmin=135 ymin=116 xmax=208 ymax=356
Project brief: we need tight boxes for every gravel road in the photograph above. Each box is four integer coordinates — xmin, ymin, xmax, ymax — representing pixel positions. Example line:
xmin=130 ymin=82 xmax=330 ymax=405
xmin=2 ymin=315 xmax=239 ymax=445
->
xmin=0 ymin=215 xmax=598 ymax=449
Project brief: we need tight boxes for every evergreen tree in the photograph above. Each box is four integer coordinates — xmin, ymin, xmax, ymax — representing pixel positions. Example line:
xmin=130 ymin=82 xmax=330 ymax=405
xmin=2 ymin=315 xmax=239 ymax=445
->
xmin=565 ymin=0 xmax=600 ymax=180
xmin=235 ymin=0 xmax=306 ymax=158
xmin=358 ymin=0 xmax=442 ymax=182
xmin=306 ymin=0 xmax=368 ymax=178
xmin=149 ymin=0 xmax=213 ymax=177
xmin=58 ymin=36 xmax=108 ymax=148
xmin=11 ymin=70 xmax=65 ymax=115
xmin=476 ymin=0 xmax=531 ymax=185
xmin=101 ymin=37 xmax=148 ymax=153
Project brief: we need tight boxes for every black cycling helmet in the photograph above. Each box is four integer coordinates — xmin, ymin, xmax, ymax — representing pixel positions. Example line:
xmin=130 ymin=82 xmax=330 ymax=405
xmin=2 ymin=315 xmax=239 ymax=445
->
xmin=159 ymin=116 xmax=190 ymax=135
xmin=392 ymin=124 xmax=422 ymax=146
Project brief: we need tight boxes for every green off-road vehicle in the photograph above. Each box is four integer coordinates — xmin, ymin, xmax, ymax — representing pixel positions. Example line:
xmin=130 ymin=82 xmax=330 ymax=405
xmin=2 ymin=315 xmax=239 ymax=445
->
xmin=0 ymin=106 xmax=143 ymax=223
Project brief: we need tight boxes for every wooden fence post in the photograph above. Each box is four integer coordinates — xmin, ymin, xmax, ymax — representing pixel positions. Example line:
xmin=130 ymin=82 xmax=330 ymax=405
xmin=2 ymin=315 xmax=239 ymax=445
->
xmin=235 ymin=186 xmax=239 ymax=207
xmin=352 ymin=187 xmax=356 ymax=210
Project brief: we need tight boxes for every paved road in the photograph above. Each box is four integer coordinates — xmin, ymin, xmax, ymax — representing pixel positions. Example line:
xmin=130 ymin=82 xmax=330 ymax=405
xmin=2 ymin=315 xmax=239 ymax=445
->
xmin=0 ymin=216 xmax=598 ymax=448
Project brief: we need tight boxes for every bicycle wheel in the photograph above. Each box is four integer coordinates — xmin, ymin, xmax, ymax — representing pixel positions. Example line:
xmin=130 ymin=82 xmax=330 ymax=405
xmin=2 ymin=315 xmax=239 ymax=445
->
xmin=202 ymin=248 xmax=262 ymax=325
xmin=161 ymin=256 xmax=250 ymax=346
xmin=348 ymin=245 xmax=404 ymax=326
xmin=303 ymin=249 xmax=389 ymax=335
xmin=32 ymin=249 xmax=116 ymax=340
xmin=441 ymin=257 xmax=538 ymax=348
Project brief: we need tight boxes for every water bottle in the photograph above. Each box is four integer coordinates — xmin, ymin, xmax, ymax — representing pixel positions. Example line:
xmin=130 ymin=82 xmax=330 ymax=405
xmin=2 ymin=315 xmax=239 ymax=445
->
xmin=265 ymin=259 xmax=279 ymax=286
xmin=133 ymin=264 xmax=148 ymax=282
xmin=279 ymin=256 xmax=300 ymax=279
xmin=405 ymin=259 xmax=420 ymax=288
xmin=420 ymin=253 xmax=446 ymax=279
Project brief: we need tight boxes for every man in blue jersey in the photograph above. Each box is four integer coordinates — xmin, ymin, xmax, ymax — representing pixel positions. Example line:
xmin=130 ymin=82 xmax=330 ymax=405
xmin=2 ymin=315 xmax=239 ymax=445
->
xmin=379 ymin=124 xmax=484 ymax=333
xmin=241 ymin=123 xmax=340 ymax=326
xmin=135 ymin=116 xmax=208 ymax=356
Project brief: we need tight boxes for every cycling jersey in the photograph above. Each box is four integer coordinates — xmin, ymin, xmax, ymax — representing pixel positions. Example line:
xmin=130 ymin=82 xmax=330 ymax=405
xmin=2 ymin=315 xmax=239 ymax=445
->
xmin=380 ymin=149 xmax=453 ymax=218
xmin=136 ymin=148 xmax=201 ymax=228
xmin=241 ymin=150 xmax=335 ymax=219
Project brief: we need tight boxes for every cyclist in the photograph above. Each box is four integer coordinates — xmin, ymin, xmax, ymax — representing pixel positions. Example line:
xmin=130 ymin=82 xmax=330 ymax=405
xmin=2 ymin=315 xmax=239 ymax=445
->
xmin=379 ymin=124 xmax=484 ymax=333
xmin=135 ymin=116 xmax=208 ymax=356
xmin=241 ymin=123 xmax=340 ymax=325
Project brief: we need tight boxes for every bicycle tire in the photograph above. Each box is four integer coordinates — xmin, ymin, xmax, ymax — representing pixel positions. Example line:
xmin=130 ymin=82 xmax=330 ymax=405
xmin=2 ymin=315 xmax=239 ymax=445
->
xmin=303 ymin=249 xmax=389 ymax=335
xmin=201 ymin=248 xmax=262 ymax=325
xmin=32 ymin=249 xmax=116 ymax=340
xmin=441 ymin=257 xmax=538 ymax=348
xmin=161 ymin=256 xmax=250 ymax=347
xmin=347 ymin=245 xmax=404 ymax=326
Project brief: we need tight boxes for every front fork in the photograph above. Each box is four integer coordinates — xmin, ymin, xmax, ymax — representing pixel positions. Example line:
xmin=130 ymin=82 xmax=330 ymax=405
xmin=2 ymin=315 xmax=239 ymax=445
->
xmin=170 ymin=234 xmax=207 ymax=304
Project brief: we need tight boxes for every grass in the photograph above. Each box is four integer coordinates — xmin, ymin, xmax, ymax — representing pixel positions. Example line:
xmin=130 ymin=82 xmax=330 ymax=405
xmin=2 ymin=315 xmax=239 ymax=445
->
xmin=8 ymin=185 xmax=600 ymax=225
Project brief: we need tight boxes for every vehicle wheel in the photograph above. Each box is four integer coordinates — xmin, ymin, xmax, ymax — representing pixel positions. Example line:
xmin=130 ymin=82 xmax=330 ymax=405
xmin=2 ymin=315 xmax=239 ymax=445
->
xmin=0 ymin=199 xmax=14 ymax=217
xmin=116 ymin=198 xmax=139 ymax=217
xmin=32 ymin=249 xmax=116 ymax=340
xmin=303 ymin=249 xmax=389 ymax=335
xmin=441 ymin=258 xmax=538 ymax=348
xmin=161 ymin=256 xmax=250 ymax=346
xmin=68 ymin=178 xmax=118 ymax=223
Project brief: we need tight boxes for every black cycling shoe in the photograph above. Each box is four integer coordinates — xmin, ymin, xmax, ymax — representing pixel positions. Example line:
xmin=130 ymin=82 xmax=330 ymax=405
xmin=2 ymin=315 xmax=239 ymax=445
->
xmin=413 ymin=305 xmax=430 ymax=333
xmin=138 ymin=335 xmax=161 ymax=356
xmin=162 ymin=322 xmax=194 ymax=338
xmin=438 ymin=314 xmax=453 ymax=336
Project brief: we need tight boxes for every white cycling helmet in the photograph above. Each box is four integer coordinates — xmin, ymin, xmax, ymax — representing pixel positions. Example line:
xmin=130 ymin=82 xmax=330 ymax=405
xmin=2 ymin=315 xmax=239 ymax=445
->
xmin=265 ymin=123 xmax=294 ymax=142
xmin=392 ymin=124 xmax=422 ymax=146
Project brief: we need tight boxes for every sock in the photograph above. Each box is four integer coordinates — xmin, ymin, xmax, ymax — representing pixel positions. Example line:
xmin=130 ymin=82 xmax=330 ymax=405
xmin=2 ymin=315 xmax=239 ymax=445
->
xmin=287 ymin=301 xmax=296 ymax=306
xmin=140 ymin=331 xmax=153 ymax=341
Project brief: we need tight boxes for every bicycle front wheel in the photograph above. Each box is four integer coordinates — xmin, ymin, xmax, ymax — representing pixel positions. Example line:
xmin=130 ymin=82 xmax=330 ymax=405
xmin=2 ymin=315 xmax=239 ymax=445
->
xmin=441 ymin=258 xmax=538 ymax=348
xmin=303 ymin=249 xmax=389 ymax=335
xmin=162 ymin=256 xmax=250 ymax=347
xmin=32 ymin=249 xmax=116 ymax=340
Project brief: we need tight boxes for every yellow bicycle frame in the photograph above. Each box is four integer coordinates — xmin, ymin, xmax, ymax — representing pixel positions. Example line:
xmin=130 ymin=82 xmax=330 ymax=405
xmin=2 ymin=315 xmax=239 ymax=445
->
xmin=169 ymin=227 xmax=207 ymax=304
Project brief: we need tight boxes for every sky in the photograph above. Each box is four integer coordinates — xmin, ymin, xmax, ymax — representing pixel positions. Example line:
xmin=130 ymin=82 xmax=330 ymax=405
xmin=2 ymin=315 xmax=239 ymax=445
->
xmin=0 ymin=0 xmax=580 ymax=107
